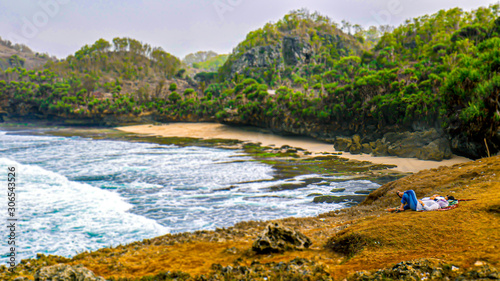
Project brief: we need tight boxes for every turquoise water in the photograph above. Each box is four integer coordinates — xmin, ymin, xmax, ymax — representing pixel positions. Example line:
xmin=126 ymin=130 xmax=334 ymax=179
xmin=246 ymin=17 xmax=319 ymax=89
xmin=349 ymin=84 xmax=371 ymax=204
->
xmin=0 ymin=129 xmax=379 ymax=262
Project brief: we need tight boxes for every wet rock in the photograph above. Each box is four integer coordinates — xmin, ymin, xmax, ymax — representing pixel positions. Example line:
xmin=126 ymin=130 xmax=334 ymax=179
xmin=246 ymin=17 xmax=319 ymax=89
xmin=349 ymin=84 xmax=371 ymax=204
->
xmin=330 ymin=188 xmax=346 ymax=193
xmin=307 ymin=193 xmax=323 ymax=197
xmin=252 ymin=223 xmax=311 ymax=254
xmin=35 ymin=264 xmax=105 ymax=281
xmin=313 ymin=195 xmax=365 ymax=204
xmin=354 ymin=190 xmax=372 ymax=195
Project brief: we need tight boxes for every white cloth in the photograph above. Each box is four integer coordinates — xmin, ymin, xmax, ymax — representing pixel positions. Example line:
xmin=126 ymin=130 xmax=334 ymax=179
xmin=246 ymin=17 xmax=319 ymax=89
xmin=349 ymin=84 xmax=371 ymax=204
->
xmin=420 ymin=200 xmax=441 ymax=211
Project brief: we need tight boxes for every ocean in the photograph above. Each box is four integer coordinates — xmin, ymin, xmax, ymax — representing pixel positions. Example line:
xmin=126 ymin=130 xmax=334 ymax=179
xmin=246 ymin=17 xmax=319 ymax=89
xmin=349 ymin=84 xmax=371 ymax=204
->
xmin=0 ymin=128 xmax=380 ymax=262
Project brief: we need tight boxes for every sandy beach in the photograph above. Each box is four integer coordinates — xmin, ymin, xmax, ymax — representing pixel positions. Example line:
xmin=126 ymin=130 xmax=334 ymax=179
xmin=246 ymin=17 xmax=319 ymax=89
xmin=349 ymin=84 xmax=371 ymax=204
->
xmin=116 ymin=123 xmax=471 ymax=173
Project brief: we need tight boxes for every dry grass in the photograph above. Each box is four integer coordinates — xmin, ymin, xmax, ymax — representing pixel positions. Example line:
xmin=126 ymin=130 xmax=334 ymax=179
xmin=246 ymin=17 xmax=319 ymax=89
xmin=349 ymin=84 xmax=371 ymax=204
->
xmin=74 ymin=156 xmax=500 ymax=280
xmin=6 ymin=156 xmax=500 ymax=280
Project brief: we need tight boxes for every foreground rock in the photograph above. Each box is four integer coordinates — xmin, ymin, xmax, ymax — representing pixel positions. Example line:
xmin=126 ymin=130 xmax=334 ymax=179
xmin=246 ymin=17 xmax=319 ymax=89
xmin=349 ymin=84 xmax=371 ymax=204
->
xmin=35 ymin=264 xmax=105 ymax=281
xmin=252 ymin=223 xmax=312 ymax=253
xmin=349 ymin=258 xmax=499 ymax=281
xmin=207 ymin=258 xmax=333 ymax=281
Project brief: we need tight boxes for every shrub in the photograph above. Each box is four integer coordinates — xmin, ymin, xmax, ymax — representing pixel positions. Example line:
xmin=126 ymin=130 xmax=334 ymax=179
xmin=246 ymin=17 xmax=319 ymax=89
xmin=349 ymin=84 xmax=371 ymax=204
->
xmin=169 ymin=83 xmax=177 ymax=92
xmin=325 ymin=232 xmax=378 ymax=258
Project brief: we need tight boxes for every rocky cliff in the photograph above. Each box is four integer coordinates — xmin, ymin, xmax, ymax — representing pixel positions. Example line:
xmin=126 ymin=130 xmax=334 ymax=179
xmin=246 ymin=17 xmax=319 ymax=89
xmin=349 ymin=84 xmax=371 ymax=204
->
xmin=227 ymin=32 xmax=361 ymax=78
xmin=229 ymin=36 xmax=313 ymax=75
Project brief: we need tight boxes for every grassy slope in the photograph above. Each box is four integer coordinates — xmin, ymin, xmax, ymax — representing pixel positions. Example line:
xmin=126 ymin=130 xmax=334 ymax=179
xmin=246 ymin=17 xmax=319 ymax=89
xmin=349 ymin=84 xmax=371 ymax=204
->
xmin=7 ymin=156 xmax=499 ymax=280
xmin=0 ymin=44 xmax=50 ymax=70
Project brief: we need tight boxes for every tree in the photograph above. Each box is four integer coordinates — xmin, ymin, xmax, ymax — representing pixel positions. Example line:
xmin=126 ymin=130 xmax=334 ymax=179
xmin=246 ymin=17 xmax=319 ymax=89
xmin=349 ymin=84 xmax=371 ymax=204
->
xmin=183 ymin=51 xmax=218 ymax=66
xmin=168 ymin=92 xmax=181 ymax=103
xmin=169 ymin=83 xmax=177 ymax=92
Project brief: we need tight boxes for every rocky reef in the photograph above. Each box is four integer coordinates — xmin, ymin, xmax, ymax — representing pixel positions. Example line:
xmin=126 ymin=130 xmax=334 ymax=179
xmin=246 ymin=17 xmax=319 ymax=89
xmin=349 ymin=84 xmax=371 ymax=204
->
xmin=252 ymin=223 xmax=312 ymax=254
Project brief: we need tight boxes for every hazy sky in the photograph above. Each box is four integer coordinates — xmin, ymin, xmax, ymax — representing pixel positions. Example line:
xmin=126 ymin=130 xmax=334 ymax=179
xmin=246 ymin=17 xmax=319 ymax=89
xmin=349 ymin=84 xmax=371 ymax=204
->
xmin=0 ymin=0 xmax=497 ymax=59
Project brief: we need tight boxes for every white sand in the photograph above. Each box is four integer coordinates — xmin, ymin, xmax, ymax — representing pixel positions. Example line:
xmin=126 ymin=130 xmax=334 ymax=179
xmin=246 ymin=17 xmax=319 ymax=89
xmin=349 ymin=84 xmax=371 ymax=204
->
xmin=116 ymin=123 xmax=471 ymax=173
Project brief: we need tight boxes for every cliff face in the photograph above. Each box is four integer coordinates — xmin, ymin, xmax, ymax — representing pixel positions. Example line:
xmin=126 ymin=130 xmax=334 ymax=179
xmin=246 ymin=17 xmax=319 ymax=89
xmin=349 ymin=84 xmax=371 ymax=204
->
xmin=227 ymin=32 xmax=360 ymax=78
xmin=230 ymin=36 xmax=313 ymax=75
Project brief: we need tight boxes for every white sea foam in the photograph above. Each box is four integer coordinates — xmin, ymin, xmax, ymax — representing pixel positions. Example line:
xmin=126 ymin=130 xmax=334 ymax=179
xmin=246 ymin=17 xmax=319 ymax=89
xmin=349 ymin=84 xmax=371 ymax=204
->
xmin=0 ymin=158 xmax=168 ymax=261
xmin=0 ymin=130 xmax=380 ymax=261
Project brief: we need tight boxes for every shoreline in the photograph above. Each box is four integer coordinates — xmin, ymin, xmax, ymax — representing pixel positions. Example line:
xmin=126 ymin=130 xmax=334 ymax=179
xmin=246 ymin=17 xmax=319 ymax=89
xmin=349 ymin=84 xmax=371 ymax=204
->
xmin=116 ymin=123 xmax=471 ymax=173
xmin=1 ymin=124 xmax=498 ymax=280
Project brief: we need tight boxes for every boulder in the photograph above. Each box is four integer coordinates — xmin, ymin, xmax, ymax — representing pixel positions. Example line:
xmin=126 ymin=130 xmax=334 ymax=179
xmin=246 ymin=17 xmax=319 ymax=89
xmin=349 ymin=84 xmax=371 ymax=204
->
xmin=349 ymin=143 xmax=363 ymax=154
xmin=334 ymin=137 xmax=352 ymax=151
xmin=384 ymin=129 xmax=452 ymax=160
xmin=35 ymin=264 xmax=105 ymax=281
xmin=361 ymin=143 xmax=373 ymax=154
xmin=252 ymin=223 xmax=311 ymax=254
xmin=348 ymin=135 xmax=362 ymax=154
xmin=371 ymin=140 xmax=389 ymax=157
xmin=417 ymin=138 xmax=453 ymax=161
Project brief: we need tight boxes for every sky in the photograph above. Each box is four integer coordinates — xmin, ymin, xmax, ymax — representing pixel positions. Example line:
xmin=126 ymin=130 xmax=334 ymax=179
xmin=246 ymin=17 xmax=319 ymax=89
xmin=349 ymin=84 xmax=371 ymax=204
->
xmin=0 ymin=0 xmax=498 ymax=59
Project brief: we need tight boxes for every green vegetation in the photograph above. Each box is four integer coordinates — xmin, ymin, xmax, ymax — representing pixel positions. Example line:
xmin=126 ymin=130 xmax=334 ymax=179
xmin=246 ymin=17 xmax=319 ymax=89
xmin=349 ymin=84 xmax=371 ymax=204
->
xmin=217 ymin=9 xmax=365 ymax=84
xmin=0 ymin=37 xmax=184 ymax=119
xmin=183 ymin=51 xmax=228 ymax=72
xmin=0 ymin=6 xmax=499 ymax=158
xmin=0 ymin=36 xmax=52 ymax=71
xmin=193 ymin=54 xmax=228 ymax=71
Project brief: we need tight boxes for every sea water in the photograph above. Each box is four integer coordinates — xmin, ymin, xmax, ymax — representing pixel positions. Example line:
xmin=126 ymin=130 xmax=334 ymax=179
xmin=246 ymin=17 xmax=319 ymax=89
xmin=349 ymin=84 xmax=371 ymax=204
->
xmin=0 ymin=129 xmax=380 ymax=262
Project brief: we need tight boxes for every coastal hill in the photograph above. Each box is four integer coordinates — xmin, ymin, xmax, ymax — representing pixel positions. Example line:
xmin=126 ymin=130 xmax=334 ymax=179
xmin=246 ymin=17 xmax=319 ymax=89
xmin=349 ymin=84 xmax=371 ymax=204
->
xmin=213 ymin=7 xmax=500 ymax=160
xmin=4 ymin=155 xmax=499 ymax=280
xmin=0 ymin=6 xmax=499 ymax=161
xmin=182 ymin=51 xmax=229 ymax=73
xmin=0 ymin=37 xmax=52 ymax=70
xmin=217 ymin=9 xmax=365 ymax=84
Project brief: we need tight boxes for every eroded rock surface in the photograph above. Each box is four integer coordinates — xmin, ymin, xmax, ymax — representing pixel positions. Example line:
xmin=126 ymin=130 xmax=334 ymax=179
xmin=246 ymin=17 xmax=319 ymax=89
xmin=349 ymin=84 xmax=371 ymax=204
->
xmin=252 ymin=223 xmax=311 ymax=254
xmin=35 ymin=264 xmax=105 ymax=281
